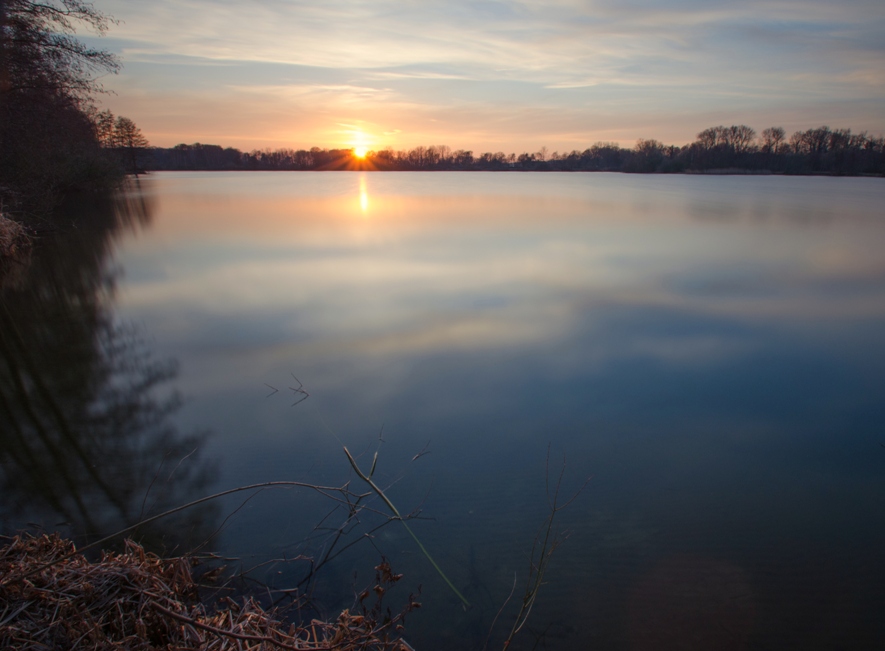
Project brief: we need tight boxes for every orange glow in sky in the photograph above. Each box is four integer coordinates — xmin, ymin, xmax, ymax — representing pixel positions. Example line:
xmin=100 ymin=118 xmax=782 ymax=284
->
xmin=96 ymin=1 xmax=885 ymax=152
xmin=349 ymin=129 xmax=372 ymax=159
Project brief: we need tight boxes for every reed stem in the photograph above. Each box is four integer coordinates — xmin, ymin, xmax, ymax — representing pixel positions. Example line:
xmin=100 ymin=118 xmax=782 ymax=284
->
xmin=343 ymin=446 xmax=470 ymax=608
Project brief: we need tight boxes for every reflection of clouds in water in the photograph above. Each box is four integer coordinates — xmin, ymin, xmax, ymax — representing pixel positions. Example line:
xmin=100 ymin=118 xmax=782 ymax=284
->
xmin=113 ymin=171 xmax=885 ymax=409
xmin=119 ymin=248 xmax=885 ymax=345
xmin=688 ymin=197 xmax=838 ymax=225
xmin=623 ymin=335 xmax=754 ymax=365
xmin=679 ymin=176 xmax=882 ymax=227
xmin=120 ymin=174 xmax=885 ymax=370
xmin=686 ymin=198 xmax=744 ymax=222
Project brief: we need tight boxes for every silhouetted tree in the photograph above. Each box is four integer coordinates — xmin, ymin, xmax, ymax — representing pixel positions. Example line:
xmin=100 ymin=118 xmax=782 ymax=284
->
xmin=0 ymin=0 xmax=118 ymax=98
xmin=0 ymin=0 xmax=121 ymax=211
xmin=696 ymin=126 xmax=721 ymax=150
xmin=626 ymin=139 xmax=664 ymax=172
xmin=727 ymin=125 xmax=757 ymax=154
xmin=452 ymin=149 xmax=474 ymax=168
xmin=93 ymin=108 xmax=116 ymax=147
xmin=760 ymin=127 xmax=786 ymax=154
xmin=112 ymin=116 xmax=149 ymax=174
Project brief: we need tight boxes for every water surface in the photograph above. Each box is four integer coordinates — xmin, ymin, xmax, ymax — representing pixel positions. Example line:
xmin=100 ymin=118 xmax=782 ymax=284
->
xmin=4 ymin=172 xmax=884 ymax=650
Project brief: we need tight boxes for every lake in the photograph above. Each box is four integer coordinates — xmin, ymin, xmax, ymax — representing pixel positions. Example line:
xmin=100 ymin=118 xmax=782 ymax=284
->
xmin=2 ymin=171 xmax=884 ymax=650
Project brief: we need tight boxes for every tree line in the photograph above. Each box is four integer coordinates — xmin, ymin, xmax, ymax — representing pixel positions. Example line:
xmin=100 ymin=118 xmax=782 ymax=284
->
xmin=147 ymin=125 xmax=884 ymax=176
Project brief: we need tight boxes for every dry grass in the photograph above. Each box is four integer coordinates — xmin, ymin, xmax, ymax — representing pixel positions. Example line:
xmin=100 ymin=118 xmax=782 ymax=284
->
xmin=0 ymin=213 xmax=30 ymax=258
xmin=0 ymin=213 xmax=32 ymax=288
xmin=0 ymin=534 xmax=417 ymax=650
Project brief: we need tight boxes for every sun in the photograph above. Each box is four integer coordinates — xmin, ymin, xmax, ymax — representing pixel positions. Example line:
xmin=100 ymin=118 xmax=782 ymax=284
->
xmin=349 ymin=128 xmax=373 ymax=159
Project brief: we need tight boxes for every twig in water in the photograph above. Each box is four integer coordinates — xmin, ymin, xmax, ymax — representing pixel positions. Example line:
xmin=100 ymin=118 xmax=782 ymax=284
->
xmin=140 ymin=448 xmax=199 ymax=523
xmin=411 ymin=440 xmax=432 ymax=462
xmin=2 ymin=480 xmax=359 ymax=585
xmin=496 ymin=446 xmax=590 ymax=649
xmin=484 ymin=572 xmax=518 ymax=651
xmin=343 ymin=446 xmax=471 ymax=609
xmin=288 ymin=374 xmax=310 ymax=406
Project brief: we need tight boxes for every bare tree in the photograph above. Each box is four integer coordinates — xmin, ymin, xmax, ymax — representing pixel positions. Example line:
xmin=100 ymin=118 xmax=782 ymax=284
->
xmin=0 ymin=0 xmax=119 ymax=102
xmin=113 ymin=115 xmax=150 ymax=175
xmin=696 ymin=127 xmax=720 ymax=150
xmin=0 ymin=1 xmax=121 ymax=208
xmin=792 ymin=126 xmax=832 ymax=155
xmin=728 ymin=125 xmax=757 ymax=154
xmin=760 ymin=127 xmax=786 ymax=154
xmin=93 ymin=108 xmax=115 ymax=147
xmin=635 ymin=138 xmax=663 ymax=154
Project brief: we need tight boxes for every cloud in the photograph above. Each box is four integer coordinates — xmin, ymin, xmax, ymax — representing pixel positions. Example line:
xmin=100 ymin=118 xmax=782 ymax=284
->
xmin=94 ymin=0 xmax=885 ymax=149
xmin=367 ymin=70 xmax=471 ymax=81
xmin=101 ymin=1 xmax=883 ymax=77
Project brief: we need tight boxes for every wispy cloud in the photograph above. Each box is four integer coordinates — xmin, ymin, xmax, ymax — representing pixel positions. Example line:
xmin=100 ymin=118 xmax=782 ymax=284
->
xmin=95 ymin=0 xmax=885 ymax=149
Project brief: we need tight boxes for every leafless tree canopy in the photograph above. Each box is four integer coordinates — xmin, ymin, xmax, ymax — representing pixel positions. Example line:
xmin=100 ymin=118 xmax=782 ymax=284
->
xmin=0 ymin=0 xmax=119 ymax=101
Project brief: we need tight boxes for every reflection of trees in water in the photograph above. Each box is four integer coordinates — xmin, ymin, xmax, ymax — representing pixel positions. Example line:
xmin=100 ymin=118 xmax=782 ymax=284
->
xmin=0 ymin=182 xmax=218 ymax=553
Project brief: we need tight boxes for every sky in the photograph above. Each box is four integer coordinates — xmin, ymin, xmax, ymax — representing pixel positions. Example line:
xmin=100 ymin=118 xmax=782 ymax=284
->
xmin=85 ymin=0 xmax=885 ymax=153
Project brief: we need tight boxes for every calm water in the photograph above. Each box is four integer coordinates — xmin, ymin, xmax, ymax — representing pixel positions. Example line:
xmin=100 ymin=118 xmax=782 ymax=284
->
xmin=3 ymin=172 xmax=884 ymax=650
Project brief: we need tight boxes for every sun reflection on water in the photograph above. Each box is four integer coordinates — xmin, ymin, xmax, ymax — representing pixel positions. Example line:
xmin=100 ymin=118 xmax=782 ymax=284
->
xmin=359 ymin=174 xmax=369 ymax=214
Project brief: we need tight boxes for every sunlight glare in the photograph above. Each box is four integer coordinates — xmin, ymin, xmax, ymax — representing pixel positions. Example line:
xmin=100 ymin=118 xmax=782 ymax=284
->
xmin=350 ymin=128 xmax=373 ymax=160
xmin=359 ymin=175 xmax=369 ymax=214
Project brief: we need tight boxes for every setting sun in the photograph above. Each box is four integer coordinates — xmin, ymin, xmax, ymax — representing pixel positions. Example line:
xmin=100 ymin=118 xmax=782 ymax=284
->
xmin=353 ymin=146 xmax=368 ymax=158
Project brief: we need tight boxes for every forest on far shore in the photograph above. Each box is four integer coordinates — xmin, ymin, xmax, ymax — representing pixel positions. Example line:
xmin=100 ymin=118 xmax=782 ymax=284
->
xmin=147 ymin=125 xmax=885 ymax=176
